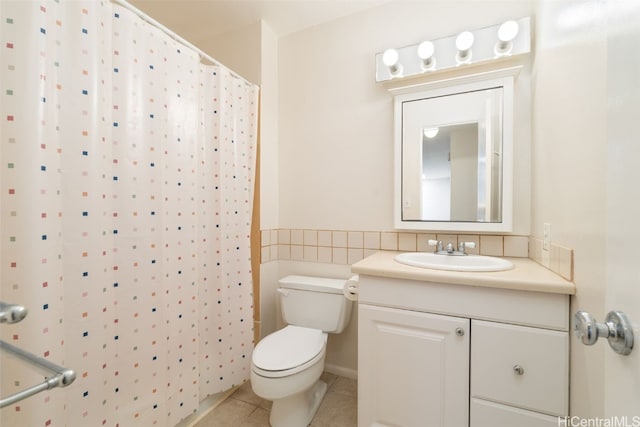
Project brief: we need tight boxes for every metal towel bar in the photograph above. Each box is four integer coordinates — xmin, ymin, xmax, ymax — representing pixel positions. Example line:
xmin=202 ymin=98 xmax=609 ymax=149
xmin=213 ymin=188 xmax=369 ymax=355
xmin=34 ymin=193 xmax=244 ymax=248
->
xmin=0 ymin=340 xmax=76 ymax=408
xmin=0 ymin=301 xmax=76 ymax=408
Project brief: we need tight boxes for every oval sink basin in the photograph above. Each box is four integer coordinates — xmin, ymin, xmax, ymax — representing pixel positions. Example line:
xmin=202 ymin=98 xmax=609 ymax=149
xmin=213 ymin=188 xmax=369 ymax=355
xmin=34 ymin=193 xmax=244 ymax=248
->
xmin=394 ymin=252 xmax=514 ymax=272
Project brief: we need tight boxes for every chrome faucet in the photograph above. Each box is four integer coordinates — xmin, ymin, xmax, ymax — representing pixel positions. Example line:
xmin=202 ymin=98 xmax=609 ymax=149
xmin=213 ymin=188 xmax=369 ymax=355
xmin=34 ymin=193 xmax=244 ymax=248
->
xmin=428 ymin=240 xmax=476 ymax=256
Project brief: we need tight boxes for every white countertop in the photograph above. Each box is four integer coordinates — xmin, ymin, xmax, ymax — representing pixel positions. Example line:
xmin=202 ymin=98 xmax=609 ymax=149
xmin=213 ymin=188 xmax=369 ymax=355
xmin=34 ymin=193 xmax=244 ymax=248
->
xmin=351 ymin=251 xmax=575 ymax=295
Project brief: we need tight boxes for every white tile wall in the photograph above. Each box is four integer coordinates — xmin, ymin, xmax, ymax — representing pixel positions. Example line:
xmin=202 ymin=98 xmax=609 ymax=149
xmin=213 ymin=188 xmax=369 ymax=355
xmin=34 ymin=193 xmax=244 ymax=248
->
xmin=380 ymin=232 xmax=398 ymax=250
xmin=479 ymin=235 xmax=503 ymax=256
xmin=363 ymin=232 xmax=380 ymax=249
xmin=318 ymin=230 xmax=332 ymax=247
xmin=504 ymin=235 xmax=529 ymax=258
xmin=398 ymin=233 xmax=417 ymax=251
xmin=347 ymin=232 xmax=364 ymax=248
xmin=291 ymin=229 xmax=304 ymax=245
xmin=332 ymin=231 xmax=348 ymax=248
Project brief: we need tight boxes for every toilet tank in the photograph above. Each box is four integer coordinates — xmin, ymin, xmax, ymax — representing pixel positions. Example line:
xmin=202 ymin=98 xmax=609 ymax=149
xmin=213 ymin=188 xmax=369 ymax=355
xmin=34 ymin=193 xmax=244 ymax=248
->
xmin=278 ymin=275 xmax=353 ymax=333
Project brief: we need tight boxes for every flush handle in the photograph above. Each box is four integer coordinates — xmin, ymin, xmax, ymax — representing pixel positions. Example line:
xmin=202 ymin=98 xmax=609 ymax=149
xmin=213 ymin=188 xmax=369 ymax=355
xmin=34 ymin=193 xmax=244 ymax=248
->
xmin=574 ymin=310 xmax=634 ymax=355
xmin=276 ymin=288 xmax=290 ymax=297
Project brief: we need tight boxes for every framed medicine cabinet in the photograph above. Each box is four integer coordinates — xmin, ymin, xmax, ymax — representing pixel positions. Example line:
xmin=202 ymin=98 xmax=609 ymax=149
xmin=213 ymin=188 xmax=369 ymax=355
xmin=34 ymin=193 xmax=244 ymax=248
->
xmin=391 ymin=68 xmax=521 ymax=232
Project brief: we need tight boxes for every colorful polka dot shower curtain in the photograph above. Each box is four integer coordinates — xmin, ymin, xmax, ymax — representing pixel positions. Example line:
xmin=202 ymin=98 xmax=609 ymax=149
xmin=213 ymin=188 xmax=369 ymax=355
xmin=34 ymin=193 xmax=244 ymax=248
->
xmin=0 ymin=1 xmax=258 ymax=426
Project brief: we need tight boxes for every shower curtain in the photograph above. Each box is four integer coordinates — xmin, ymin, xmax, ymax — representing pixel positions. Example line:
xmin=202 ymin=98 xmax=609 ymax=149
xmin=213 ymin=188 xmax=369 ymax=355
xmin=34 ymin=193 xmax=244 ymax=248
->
xmin=0 ymin=1 xmax=258 ymax=426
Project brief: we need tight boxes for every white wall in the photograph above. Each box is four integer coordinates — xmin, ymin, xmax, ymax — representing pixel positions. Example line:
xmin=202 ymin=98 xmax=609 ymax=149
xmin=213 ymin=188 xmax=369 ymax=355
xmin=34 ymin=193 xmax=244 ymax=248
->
xmin=532 ymin=0 xmax=607 ymax=417
xmin=278 ymin=1 xmax=533 ymax=232
xmin=257 ymin=21 xmax=281 ymax=340
xmin=195 ymin=21 xmax=261 ymax=85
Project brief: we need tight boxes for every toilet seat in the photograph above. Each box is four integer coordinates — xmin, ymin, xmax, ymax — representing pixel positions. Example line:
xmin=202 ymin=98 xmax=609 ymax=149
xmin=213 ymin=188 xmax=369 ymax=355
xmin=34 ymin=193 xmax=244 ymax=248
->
xmin=252 ymin=325 xmax=326 ymax=378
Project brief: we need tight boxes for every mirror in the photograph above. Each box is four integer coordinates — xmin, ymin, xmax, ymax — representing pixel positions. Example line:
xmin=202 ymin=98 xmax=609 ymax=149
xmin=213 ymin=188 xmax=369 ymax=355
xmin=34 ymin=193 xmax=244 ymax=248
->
xmin=394 ymin=76 xmax=514 ymax=232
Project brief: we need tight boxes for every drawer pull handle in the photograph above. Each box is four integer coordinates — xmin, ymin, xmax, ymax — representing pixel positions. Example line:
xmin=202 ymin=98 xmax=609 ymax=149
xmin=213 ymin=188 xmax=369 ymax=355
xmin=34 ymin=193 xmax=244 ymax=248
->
xmin=513 ymin=365 xmax=524 ymax=375
xmin=455 ymin=327 xmax=464 ymax=336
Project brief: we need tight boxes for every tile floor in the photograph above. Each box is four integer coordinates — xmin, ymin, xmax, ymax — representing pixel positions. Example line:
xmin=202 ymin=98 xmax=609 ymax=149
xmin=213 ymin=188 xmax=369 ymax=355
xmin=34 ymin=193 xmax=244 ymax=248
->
xmin=194 ymin=372 xmax=357 ymax=427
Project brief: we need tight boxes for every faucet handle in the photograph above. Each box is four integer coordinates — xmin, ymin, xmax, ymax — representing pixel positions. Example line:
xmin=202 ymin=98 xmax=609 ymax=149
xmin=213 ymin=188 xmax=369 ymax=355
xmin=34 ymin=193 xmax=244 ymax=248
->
xmin=458 ymin=241 xmax=476 ymax=253
xmin=427 ymin=239 xmax=443 ymax=252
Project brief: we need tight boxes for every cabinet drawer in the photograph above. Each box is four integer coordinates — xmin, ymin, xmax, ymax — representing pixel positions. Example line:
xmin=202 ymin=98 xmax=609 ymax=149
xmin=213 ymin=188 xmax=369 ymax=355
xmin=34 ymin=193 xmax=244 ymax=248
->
xmin=471 ymin=320 xmax=568 ymax=416
xmin=471 ymin=398 xmax=559 ymax=427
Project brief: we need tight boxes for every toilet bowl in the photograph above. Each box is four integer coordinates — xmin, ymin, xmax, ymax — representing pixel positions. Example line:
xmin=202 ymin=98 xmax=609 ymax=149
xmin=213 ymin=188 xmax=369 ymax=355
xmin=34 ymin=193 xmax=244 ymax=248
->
xmin=251 ymin=326 xmax=328 ymax=427
xmin=250 ymin=275 xmax=354 ymax=427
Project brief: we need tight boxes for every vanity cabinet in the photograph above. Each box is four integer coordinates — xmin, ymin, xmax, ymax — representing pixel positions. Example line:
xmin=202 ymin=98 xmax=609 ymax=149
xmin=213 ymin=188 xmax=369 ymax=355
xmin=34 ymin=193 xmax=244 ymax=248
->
xmin=356 ymin=272 xmax=570 ymax=427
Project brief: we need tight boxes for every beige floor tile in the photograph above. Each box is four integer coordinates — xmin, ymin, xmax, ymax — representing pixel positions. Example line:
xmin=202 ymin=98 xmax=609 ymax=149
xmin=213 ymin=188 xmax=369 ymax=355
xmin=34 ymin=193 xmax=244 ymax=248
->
xmin=320 ymin=371 xmax=338 ymax=388
xmin=329 ymin=376 xmax=357 ymax=397
xmin=309 ymin=390 xmax=358 ymax=427
xmin=238 ymin=407 xmax=271 ymax=427
xmin=194 ymin=373 xmax=356 ymax=427
xmin=196 ymin=398 xmax=255 ymax=427
xmin=232 ymin=381 xmax=264 ymax=406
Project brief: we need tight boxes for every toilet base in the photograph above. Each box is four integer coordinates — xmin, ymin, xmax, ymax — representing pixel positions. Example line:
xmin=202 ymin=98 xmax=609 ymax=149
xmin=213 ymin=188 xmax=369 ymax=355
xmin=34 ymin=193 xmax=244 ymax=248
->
xmin=269 ymin=379 xmax=327 ymax=427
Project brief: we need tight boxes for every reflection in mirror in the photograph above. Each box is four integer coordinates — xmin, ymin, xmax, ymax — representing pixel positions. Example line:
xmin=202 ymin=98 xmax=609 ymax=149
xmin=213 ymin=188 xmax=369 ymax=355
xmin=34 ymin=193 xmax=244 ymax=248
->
xmin=401 ymin=87 xmax=503 ymax=223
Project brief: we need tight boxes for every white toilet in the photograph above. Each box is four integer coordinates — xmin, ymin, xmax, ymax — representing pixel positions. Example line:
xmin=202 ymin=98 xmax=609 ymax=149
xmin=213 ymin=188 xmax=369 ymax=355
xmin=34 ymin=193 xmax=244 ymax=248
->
xmin=251 ymin=275 xmax=353 ymax=427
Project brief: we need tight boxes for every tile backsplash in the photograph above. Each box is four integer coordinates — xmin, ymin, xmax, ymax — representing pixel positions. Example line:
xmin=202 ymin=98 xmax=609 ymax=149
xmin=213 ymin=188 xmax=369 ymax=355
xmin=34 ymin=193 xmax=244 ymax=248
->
xmin=529 ymin=237 xmax=574 ymax=281
xmin=260 ymin=229 xmax=529 ymax=265
xmin=260 ymin=229 xmax=574 ymax=282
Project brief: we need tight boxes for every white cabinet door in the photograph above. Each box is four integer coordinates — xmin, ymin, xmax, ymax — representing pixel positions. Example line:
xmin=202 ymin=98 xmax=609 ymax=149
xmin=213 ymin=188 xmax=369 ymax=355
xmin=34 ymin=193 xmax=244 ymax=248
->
xmin=358 ymin=304 xmax=470 ymax=427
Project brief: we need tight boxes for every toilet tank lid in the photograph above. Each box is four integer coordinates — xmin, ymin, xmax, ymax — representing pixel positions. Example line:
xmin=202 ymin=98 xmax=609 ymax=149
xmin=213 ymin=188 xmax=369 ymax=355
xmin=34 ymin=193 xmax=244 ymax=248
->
xmin=278 ymin=275 xmax=346 ymax=294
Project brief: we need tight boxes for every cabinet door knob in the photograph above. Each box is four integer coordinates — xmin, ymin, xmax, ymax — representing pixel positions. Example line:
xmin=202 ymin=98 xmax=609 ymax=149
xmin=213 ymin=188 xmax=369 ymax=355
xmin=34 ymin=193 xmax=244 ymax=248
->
xmin=455 ymin=327 xmax=464 ymax=336
xmin=513 ymin=365 xmax=524 ymax=375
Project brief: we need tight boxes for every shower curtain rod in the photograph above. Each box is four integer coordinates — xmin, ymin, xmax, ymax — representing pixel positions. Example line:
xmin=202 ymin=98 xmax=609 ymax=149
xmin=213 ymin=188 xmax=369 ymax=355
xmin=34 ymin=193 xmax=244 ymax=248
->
xmin=111 ymin=0 xmax=256 ymax=88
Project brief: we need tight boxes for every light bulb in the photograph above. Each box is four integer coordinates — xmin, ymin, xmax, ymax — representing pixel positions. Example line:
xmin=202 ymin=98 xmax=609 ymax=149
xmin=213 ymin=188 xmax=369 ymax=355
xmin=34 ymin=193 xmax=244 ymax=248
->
xmin=423 ymin=127 xmax=439 ymax=139
xmin=417 ymin=41 xmax=436 ymax=71
xmin=496 ymin=20 xmax=520 ymax=55
xmin=382 ymin=48 xmax=402 ymax=76
xmin=498 ymin=20 xmax=519 ymax=43
xmin=455 ymin=31 xmax=474 ymax=63
xmin=455 ymin=31 xmax=474 ymax=52
xmin=417 ymin=41 xmax=434 ymax=60
xmin=382 ymin=49 xmax=399 ymax=67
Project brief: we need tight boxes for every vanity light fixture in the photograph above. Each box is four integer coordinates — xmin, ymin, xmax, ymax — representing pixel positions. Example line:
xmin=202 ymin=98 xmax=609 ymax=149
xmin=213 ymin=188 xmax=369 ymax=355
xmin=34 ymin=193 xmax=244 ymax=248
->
xmin=374 ymin=17 xmax=530 ymax=82
xmin=495 ymin=20 xmax=520 ymax=56
xmin=383 ymin=48 xmax=403 ymax=77
xmin=423 ymin=127 xmax=439 ymax=139
xmin=417 ymin=41 xmax=436 ymax=71
xmin=455 ymin=31 xmax=474 ymax=64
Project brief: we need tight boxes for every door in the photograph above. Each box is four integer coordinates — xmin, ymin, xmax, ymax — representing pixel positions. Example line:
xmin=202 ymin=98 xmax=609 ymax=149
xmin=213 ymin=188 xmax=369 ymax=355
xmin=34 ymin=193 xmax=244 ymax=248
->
xmin=358 ymin=304 xmax=469 ymax=427
xmin=604 ymin=0 xmax=640 ymax=417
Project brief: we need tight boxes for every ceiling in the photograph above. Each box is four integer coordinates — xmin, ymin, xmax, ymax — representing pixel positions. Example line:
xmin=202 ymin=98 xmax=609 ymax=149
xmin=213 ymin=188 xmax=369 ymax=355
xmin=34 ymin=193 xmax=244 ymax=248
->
xmin=129 ymin=0 xmax=390 ymax=44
